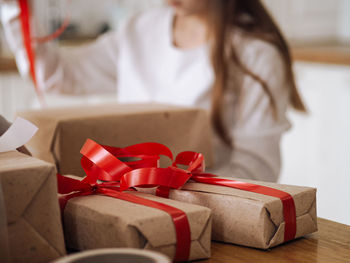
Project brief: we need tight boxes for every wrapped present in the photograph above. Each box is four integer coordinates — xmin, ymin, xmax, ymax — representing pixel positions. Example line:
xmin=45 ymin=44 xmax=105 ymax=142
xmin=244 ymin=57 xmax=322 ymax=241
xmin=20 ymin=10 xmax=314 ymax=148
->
xmin=61 ymin=181 xmax=212 ymax=261
xmin=159 ymin=179 xmax=317 ymax=249
xmin=115 ymin=144 xmax=318 ymax=249
xmin=57 ymin=140 xmax=212 ymax=262
xmin=0 ymin=118 xmax=66 ymax=263
xmin=18 ymin=103 xmax=213 ymax=176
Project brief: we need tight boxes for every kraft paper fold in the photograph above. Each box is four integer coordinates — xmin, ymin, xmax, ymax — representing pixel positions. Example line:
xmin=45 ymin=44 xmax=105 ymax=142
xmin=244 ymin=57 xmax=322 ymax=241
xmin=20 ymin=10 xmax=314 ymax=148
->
xmin=0 ymin=151 xmax=66 ymax=263
xmin=0 ymin=182 xmax=10 ymax=263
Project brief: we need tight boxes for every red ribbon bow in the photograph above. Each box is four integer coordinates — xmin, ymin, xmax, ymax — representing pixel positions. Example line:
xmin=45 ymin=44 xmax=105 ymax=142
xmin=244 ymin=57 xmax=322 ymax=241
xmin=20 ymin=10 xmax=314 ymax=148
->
xmin=58 ymin=139 xmax=190 ymax=262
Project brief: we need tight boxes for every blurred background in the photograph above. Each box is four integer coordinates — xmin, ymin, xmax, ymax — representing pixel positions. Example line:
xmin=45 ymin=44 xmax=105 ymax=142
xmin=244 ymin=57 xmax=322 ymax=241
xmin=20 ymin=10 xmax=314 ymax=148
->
xmin=0 ymin=0 xmax=349 ymax=225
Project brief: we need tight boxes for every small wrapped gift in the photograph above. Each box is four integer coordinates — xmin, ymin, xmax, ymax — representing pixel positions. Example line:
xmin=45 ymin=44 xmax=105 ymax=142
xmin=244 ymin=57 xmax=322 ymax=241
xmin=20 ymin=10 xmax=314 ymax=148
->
xmin=163 ymin=179 xmax=317 ymax=249
xmin=61 ymin=184 xmax=211 ymax=261
xmin=57 ymin=139 xmax=212 ymax=262
xmin=0 ymin=152 xmax=66 ymax=263
xmin=0 ymin=117 xmax=66 ymax=263
xmin=117 ymin=147 xmax=318 ymax=249
xmin=18 ymin=103 xmax=213 ymax=176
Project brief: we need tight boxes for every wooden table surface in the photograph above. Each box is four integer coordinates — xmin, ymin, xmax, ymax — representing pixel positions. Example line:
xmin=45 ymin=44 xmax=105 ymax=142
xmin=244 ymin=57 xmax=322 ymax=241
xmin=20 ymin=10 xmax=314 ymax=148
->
xmin=201 ymin=218 xmax=350 ymax=263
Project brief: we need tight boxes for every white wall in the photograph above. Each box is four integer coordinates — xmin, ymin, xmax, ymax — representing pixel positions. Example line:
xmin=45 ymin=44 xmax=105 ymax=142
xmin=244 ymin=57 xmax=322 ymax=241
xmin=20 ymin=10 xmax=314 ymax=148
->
xmin=279 ymin=62 xmax=350 ymax=225
xmin=2 ymin=0 xmax=349 ymax=46
xmin=262 ymin=0 xmax=349 ymax=43
xmin=49 ymin=0 xmax=349 ymax=43
xmin=338 ymin=0 xmax=350 ymax=43
xmin=32 ymin=0 xmax=164 ymax=37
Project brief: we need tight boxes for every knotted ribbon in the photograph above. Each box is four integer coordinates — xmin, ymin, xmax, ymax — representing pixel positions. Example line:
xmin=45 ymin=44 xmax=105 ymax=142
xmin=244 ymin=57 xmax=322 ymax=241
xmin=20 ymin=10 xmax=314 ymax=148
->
xmin=58 ymin=139 xmax=190 ymax=262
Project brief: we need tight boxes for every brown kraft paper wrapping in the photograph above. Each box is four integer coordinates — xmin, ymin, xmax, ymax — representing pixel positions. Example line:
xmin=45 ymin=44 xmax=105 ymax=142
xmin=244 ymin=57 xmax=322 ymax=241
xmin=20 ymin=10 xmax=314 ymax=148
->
xmin=0 ymin=151 xmax=66 ymax=263
xmin=62 ymin=181 xmax=212 ymax=261
xmin=0 ymin=181 xmax=10 ymax=263
xmin=141 ymin=177 xmax=317 ymax=249
xmin=17 ymin=103 xmax=213 ymax=176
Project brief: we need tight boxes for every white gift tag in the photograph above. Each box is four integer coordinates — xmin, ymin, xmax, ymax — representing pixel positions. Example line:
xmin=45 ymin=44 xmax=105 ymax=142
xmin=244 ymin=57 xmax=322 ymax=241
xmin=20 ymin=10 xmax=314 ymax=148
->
xmin=0 ymin=117 xmax=38 ymax=153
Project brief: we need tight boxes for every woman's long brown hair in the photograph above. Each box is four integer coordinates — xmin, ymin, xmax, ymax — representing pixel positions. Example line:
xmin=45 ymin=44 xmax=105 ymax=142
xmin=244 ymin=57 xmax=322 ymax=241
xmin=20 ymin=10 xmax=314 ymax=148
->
xmin=207 ymin=0 xmax=306 ymax=146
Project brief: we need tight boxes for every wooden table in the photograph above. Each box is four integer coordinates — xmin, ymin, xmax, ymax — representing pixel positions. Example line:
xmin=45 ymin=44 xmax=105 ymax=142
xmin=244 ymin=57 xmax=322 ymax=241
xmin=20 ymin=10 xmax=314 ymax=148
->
xmin=202 ymin=218 xmax=350 ymax=263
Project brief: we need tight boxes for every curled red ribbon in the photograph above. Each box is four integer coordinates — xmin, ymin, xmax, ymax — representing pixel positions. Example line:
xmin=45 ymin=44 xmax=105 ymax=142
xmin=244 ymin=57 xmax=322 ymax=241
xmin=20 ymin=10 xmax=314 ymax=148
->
xmin=119 ymin=145 xmax=297 ymax=242
xmin=58 ymin=139 xmax=191 ymax=262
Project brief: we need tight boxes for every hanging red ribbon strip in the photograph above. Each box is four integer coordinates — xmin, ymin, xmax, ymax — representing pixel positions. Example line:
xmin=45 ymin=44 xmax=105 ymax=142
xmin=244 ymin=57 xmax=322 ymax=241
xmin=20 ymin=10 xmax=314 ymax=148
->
xmin=18 ymin=0 xmax=71 ymax=106
xmin=58 ymin=139 xmax=191 ymax=262
xmin=117 ymin=144 xmax=297 ymax=242
xmin=18 ymin=0 xmax=44 ymax=105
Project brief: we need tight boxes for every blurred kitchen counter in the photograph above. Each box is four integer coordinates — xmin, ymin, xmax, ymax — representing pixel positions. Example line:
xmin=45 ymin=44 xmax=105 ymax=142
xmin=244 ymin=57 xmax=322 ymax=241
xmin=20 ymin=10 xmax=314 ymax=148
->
xmin=291 ymin=42 xmax=350 ymax=65
xmin=0 ymin=37 xmax=95 ymax=72
xmin=2 ymin=41 xmax=350 ymax=72
xmin=0 ymin=57 xmax=16 ymax=72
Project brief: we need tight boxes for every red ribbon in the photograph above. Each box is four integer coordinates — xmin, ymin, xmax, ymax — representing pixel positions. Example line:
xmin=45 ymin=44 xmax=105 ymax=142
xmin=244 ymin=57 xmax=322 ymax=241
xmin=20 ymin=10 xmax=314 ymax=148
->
xmin=80 ymin=139 xmax=173 ymax=182
xmin=58 ymin=139 xmax=190 ymax=262
xmin=119 ymin=146 xmax=297 ymax=242
xmin=191 ymin=176 xmax=297 ymax=241
xmin=18 ymin=0 xmax=44 ymax=105
xmin=18 ymin=0 xmax=71 ymax=106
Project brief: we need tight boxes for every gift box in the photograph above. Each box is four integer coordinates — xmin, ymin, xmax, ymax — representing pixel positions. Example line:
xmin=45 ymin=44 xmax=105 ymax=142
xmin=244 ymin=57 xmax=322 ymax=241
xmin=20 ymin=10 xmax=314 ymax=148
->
xmin=0 ymin=151 xmax=66 ymax=263
xmin=60 ymin=176 xmax=212 ymax=261
xmin=114 ymin=144 xmax=318 ymax=250
xmin=18 ymin=103 xmax=213 ymax=177
xmin=142 ymin=178 xmax=317 ymax=249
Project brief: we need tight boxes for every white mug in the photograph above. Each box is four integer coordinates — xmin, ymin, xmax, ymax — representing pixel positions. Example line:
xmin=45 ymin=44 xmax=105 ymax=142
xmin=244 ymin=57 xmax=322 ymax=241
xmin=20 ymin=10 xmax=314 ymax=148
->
xmin=52 ymin=248 xmax=171 ymax=263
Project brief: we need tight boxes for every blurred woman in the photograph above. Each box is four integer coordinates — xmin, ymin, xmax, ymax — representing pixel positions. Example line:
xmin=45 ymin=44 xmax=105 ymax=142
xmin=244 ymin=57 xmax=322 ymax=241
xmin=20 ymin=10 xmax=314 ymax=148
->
xmin=1 ymin=0 xmax=306 ymax=181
